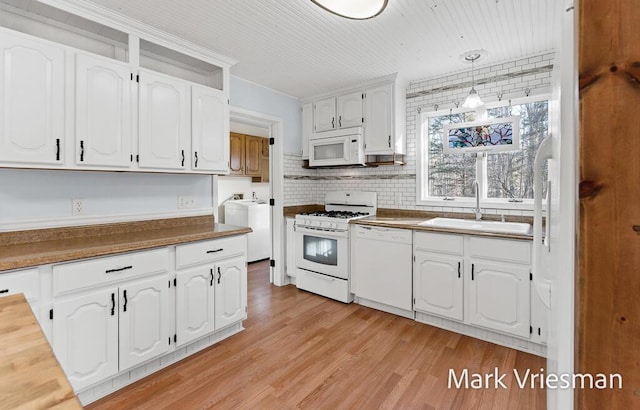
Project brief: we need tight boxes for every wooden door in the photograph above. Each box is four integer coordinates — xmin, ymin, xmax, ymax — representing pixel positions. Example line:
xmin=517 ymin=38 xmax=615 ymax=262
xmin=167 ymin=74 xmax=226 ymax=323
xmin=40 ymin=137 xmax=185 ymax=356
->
xmin=75 ymin=52 xmax=132 ymax=168
xmin=229 ymin=132 xmax=245 ymax=175
xmin=244 ymin=135 xmax=263 ymax=176
xmin=413 ymin=251 xmax=463 ymax=321
xmin=191 ymin=85 xmax=229 ymax=172
xmin=176 ymin=266 xmax=215 ymax=346
xmin=0 ymin=29 xmax=65 ymax=165
xmin=214 ymin=257 xmax=247 ymax=330
xmin=138 ymin=68 xmax=188 ymax=170
xmin=53 ymin=288 xmax=119 ymax=391
xmin=119 ymin=275 xmax=169 ymax=371
xmin=578 ymin=1 xmax=640 ymax=407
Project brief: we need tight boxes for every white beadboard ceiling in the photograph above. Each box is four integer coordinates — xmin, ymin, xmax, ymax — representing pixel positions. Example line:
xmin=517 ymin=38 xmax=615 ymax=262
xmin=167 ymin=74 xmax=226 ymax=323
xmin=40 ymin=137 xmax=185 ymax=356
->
xmin=84 ymin=0 xmax=557 ymax=98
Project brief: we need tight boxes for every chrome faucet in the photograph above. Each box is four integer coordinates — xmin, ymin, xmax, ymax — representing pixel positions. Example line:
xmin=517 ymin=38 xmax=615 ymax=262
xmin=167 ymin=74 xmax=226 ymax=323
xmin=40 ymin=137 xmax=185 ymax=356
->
xmin=473 ymin=181 xmax=482 ymax=220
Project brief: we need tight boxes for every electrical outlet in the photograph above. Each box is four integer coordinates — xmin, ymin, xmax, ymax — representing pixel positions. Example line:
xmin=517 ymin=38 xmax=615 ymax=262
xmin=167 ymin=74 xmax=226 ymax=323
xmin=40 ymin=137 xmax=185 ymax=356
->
xmin=72 ymin=199 xmax=85 ymax=215
xmin=178 ymin=196 xmax=196 ymax=209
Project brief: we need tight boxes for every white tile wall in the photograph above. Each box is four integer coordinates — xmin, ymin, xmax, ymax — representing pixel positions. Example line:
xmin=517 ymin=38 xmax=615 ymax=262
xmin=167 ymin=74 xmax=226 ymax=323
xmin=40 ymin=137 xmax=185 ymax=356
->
xmin=284 ymin=52 xmax=555 ymax=217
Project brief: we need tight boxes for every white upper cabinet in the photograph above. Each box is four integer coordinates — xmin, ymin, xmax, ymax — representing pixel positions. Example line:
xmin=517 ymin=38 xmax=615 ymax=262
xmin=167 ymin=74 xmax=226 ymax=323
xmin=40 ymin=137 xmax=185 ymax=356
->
xmin=0 ymin=29 xmax=65 ymax=166
xmin=138 ymin=68 xmax=189 ymax=170
xmin=313 ymin=97 xmax=337 ymax=132
xmin=363 ymin=83 xmax=393 ymax=154
xmin=75 ymin=53 xmax=133 ymax=168
xmin=191 ymin=85 xmax=229 ymax=172
xmin=336 ymin=91 xmax=363 ymax=129
xmin=301 ymin=102 xmax=313 ymax=159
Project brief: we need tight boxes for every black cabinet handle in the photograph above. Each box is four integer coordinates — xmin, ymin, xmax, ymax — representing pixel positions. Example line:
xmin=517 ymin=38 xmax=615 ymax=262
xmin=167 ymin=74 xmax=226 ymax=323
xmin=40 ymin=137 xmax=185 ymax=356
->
xmin=388 ymin=135 xmax=391 ymax=148
xmin=56 ymin=138 xmax=60 ymax=161
xmin=80 ymin=140 xmax=85 ymax=161
xmin=0 ymin=289 xmax=9 ymax=294
xmin=210 ymin=268 xmax=214 ymax=287
xmin=110 ymin=293 xmax=115 ymax=316
xmin=105 ymin=265 xmax=133 ymax=274
xmin=217 ymin=267 xmax=221 ymax=284
xmin=332 ymin=117 xmax=335 ymax=128
xmin=471 ymin=264 xmax=475 ymax=280
xmin=339 ymin=115 xmax=342 ymax=127
xmin=181 ymin=149 xmax=185 ymax=167
xmin=123 ymin=290 xmax=128 ymax=312
xmin=194 ymin=151 xmax=198 ymax=168
xmin=458 ymin=262 xmax=461 ymax=278
xmin=206 ymin=248 xmax=223 ymax=254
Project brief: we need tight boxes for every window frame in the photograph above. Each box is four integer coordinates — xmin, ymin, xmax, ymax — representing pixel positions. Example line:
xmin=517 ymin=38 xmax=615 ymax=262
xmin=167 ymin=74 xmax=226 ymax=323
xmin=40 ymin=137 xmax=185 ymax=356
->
xmin=416 ymin=94 xmax=550 ymax=210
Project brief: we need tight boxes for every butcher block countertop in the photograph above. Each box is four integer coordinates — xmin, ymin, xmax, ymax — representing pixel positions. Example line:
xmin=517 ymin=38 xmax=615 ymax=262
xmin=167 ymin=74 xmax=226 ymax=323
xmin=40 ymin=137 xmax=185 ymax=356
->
xmin=0 ymin=293 xmax=81 ymax=409
xmin=0 ymin=216 xmax=251 ymax=272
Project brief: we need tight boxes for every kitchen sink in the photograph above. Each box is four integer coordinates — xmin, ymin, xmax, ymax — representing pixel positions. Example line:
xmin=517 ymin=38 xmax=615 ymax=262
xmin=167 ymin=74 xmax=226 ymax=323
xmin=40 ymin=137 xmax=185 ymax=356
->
xmin=418 ymin=217 xmax=531 ymax=234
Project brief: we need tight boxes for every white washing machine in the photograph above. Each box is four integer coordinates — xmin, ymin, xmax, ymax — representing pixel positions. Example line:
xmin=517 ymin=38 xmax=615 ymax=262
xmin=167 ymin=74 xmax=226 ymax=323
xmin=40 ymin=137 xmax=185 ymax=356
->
xmin=224 ymin=200 xmax=270 ymax=262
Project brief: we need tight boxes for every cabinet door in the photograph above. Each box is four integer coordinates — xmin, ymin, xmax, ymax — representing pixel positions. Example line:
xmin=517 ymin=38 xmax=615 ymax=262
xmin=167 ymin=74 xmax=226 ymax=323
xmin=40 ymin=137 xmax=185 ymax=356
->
xmin=313 ymin=97 xmax=336 ymax=132
xmin=75 ymin=53 xmax=132 ymax=168
xmin=337 ymin=91 xmax=363 ymax=129
xmin=215 ymin=257 xmax=247 ymax=330
xmin=138 ymin=69 xmax=188 ymax=170
xmin=467 ymin=260 xmax=530 ymax=338
xmin=53 ymin=288 xmax=119 ymax=391
xmin=364 ymin=83 xmax=393 ymax=154
xmin=285 ymin=218 xmax=296 ymax=277
xmin=176 ymin=266 xmax=215 ymax=346
xmin=191 ymin=85 xmax=229 ymax=172
xmin=413 ymin=251 xmax=463 ymax=321
xmin=301 ymin=102 xmax=313 ymax=159
xmin=229 ymin=132 xmax=245 ymax=175
xmin=244 ymin=135 xmax=263 ymax=176
xmin=0 ymin=30 xmax=64 ymax=165
xmin=119 ymin=275 xmax=169 ymax=371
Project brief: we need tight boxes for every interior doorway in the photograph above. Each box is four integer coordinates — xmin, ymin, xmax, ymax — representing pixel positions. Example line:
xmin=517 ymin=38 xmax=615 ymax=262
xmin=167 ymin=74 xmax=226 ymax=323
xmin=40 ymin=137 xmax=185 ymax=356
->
xmin=214 ymin=106 xmax=285 ymax=286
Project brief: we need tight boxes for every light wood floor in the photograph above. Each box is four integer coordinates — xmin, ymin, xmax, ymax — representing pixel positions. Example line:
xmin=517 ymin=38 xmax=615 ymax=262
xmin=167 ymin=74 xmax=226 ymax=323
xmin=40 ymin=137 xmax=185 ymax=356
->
xmin=88 ymin=260 xmax=545 ymax=409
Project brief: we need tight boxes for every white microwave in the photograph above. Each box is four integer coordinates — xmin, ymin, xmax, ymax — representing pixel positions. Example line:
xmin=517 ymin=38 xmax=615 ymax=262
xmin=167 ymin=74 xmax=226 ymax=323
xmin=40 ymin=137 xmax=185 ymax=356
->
xmin=309 ymin=127 xmax=365 ymax=167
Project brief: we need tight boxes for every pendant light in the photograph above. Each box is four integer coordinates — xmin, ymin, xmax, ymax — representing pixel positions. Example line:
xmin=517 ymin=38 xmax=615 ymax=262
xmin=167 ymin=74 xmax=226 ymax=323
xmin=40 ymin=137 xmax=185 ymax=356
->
xmin=462 ymin=52 xmax=484 ymax=109
xmin=310 ymin=0 xmax=388 ymax=20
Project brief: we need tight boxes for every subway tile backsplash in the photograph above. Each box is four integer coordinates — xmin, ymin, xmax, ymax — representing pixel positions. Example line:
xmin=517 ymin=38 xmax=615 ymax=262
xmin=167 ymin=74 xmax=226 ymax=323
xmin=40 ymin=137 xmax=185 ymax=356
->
xmin=283 ymin=52 xmax=554 ymax=217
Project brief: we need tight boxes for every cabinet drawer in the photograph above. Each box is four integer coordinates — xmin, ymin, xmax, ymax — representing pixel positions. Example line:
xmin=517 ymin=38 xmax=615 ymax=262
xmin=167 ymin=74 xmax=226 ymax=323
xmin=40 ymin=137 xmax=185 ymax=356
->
xmin=176 ymin=235 xmax=246 ymax=269
xmin=413 ymin=231 xmax=463 ymax=255
xmin=53 ymin=248 xmax=169 ymax=296
xmin=468 ymin=237 xmax=531 ymax=264
xmin=0 ymin=268 xmax=39 ymax=301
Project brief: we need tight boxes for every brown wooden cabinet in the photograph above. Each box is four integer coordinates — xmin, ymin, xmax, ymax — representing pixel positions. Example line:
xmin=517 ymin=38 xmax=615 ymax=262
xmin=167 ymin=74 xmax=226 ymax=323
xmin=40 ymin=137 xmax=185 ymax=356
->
xmin=228 ymin=132 xmax=269 ymax=181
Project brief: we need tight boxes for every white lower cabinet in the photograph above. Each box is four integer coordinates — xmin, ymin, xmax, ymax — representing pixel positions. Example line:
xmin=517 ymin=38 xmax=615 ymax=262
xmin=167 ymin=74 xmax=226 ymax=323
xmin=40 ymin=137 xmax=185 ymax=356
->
xmin=413 ymin=231 xmax=533 ymax=341
xmin=175 ymin=238 xmax=247 ymax=346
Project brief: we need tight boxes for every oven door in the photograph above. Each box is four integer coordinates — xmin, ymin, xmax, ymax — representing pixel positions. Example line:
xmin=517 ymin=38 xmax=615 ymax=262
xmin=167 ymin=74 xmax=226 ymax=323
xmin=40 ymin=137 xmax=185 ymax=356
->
xmin=295 ymin=226 xmax=349 ymax=279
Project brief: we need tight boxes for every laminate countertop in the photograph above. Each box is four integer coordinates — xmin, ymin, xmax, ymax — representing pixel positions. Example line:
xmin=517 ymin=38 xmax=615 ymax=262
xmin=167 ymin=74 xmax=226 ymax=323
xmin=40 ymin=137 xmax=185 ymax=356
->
xmin=0 ymin=216 xmax=252 ymax=272
xmin=0 ymin=293 xmax=81 ymax=409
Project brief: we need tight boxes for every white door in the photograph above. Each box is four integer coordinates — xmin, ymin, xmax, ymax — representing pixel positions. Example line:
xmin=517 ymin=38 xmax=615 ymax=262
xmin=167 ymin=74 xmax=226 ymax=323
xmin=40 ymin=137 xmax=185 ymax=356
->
xmin=191 ymin=85 xmax=229 ymax=172
xmin=215 ymin=257 xmax=247 ymax=330
xmin=53 ymin=288 xmax=119 ymax=391
xmin=313 ymin=97 xmax=336 ymax=132
xmin=138 ymin=68 xmax=188 ymax=170
xmin=0 ymin=29 xmax=65 ymax=165
xmin=75 ymin=53 xmax=132 ymax=168
xmin=119 ymin=275 xmax=169 ymax=371
xmin=176 ymin=266 xmax=215 ymax=346
xmin=467 ymin=260 xmax=530 ymax=338
xmin=364 ymin=83 xmax=393 ymax=154
xmin=413 ymin=251 xmax=463 ymax=321
xmin=337 ymin=91 xmax=363 ymax=129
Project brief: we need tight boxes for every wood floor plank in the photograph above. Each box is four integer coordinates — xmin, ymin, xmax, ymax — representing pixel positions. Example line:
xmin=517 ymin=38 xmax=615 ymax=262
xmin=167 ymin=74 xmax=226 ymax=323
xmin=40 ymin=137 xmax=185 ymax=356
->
xmin=87 ymin=260 xmax=545 ymax=409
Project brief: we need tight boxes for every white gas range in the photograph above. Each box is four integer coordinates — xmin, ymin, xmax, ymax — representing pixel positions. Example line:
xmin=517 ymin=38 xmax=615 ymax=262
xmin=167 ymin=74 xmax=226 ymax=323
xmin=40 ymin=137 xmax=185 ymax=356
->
xmin=294 ymin=191 xmax=377 ymax=303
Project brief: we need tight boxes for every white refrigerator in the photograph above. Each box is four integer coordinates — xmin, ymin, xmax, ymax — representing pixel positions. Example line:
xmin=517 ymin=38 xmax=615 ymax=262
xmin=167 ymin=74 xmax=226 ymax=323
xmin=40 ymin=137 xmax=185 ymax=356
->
xmin=534 ymin=1 xmax=578 ymax=408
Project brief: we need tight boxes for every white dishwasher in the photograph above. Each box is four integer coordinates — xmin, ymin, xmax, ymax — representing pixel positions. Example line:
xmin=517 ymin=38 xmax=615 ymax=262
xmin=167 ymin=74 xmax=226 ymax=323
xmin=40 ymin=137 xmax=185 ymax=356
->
xmin=353 ymin=225 xmax=413 ymax=313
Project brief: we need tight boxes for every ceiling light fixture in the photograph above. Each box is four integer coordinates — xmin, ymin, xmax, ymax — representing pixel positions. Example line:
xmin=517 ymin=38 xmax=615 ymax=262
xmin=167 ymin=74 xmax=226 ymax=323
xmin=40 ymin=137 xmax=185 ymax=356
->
xmin=461 ymin=51 xmax=485 ymax=109
xmin=310 ymin=0 xmax=388 ymax=20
